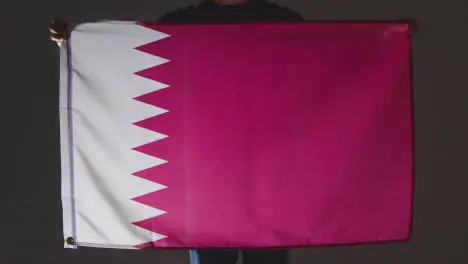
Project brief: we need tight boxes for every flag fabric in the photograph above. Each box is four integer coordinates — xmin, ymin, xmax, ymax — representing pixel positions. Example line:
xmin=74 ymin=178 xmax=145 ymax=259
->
xmin=59 ymin=21 xmax=412 ymax=249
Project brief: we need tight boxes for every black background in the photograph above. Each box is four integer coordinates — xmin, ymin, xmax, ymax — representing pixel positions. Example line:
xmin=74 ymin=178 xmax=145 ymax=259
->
xmin=2 ymin=0 xmax=468 ymax=263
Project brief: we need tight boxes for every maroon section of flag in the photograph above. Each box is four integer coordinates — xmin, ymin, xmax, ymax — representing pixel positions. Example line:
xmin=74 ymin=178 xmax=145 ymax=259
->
xmin=131 ymin=22 xmax=412 ymax=248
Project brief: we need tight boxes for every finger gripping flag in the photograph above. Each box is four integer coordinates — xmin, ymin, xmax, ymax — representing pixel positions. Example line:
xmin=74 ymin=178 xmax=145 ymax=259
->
xmin=59 ymin=21 xmax=413 ymax=249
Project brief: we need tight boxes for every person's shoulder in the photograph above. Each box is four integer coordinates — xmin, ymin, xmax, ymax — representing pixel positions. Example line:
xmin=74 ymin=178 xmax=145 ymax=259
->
xmin=158 ymin=4 xmax=201 ymax=22
xmin=261 ymin=1 xmax=305 ymax=21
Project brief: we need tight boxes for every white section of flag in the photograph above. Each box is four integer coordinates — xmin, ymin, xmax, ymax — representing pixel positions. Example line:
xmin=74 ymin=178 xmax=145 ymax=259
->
xmin=59 ymin=21 xmax=169 ymax=248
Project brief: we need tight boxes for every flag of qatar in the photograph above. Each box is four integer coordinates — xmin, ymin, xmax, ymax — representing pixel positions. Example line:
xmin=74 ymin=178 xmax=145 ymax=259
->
xmin=59 ymin=21 xmax=412 ymax=249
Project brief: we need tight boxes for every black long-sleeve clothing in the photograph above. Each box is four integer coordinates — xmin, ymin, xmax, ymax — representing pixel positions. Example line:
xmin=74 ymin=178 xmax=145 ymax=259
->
xmin=159 ymin=0 xmax=304 ymax=23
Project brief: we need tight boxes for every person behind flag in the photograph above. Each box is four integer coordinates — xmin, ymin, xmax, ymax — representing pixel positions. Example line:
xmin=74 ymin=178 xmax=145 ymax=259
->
xmin=50 ymin=1 xmax=304 ymax=263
